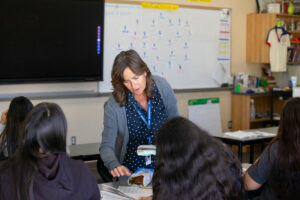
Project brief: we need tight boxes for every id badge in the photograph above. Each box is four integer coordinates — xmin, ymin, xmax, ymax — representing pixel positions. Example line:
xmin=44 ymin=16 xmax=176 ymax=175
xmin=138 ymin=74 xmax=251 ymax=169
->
xmin=145 ymin=155 xmax=151 ymax=166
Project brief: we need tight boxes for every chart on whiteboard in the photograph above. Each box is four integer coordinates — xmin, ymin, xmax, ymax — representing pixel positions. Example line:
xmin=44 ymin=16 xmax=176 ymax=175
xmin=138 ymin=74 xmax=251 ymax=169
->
xmin=99 ymin=3 xmax=231 ymax=92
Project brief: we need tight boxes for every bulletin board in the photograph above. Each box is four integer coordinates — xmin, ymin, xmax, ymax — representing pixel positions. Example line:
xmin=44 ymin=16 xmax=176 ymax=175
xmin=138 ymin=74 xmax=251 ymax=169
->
xmin=99 ymin=0 xmax=231 ymax=93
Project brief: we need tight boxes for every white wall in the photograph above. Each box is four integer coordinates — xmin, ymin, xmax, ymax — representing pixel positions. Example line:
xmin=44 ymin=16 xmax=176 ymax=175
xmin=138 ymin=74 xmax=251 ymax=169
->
xmin=0 ymin=0 xmax=260 ymax=144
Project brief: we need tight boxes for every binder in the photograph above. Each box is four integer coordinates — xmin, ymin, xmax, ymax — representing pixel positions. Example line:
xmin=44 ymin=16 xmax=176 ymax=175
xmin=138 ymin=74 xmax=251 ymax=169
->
xmin=188 ymin=97 xmax=222 ymax=137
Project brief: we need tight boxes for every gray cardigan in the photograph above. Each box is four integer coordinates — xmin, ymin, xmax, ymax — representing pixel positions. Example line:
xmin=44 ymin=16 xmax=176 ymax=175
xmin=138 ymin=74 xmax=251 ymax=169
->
xmin=99 ymin=76 xmax=179 ymax=171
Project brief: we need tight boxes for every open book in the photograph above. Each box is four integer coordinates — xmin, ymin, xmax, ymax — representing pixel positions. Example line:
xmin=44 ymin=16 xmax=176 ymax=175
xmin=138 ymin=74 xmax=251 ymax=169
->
xmin=99 ymin=184 xmax=152 ymax=200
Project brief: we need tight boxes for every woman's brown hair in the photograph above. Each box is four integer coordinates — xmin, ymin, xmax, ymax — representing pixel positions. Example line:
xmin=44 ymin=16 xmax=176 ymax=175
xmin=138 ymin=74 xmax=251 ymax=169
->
xmin=111 ymin=50 xmax=153 ymax=106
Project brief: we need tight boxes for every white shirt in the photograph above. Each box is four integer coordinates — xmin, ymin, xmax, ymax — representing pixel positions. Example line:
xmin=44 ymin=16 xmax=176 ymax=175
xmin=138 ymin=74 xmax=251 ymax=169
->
xmin=266 ymin=27 xmax=290 ymax=72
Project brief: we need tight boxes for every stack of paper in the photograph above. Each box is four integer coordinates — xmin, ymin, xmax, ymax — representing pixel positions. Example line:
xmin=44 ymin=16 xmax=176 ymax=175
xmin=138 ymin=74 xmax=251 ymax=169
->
xmin=99 ymin=184 xmax=152 ymax=200
xmin=224 ymin=131 xmax=276 ymax=139
xmin=100 ymin=184 xmax=135 ymax=200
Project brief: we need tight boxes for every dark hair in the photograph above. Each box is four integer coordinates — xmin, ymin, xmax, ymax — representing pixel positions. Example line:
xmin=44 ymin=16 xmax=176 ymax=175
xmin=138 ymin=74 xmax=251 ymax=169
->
xmin=152 ymin=117 xmax=244 ymax=200
xmin=0 ymin=102 xmax=67 ymax=200
xmin=0 ymin=96 xmax=33 ymax=157
xmin=111 ymin=49 xmax=153 ymax=106
xmin=267 ymin=97 xmax=300 ymax=198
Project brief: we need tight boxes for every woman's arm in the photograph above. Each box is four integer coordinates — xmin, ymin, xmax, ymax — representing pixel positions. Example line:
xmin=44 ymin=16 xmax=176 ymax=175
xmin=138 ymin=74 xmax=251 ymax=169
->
xmin=244 ymin=142 xmax=278 ymax=191
xmin=99 ymin=100 xmax=121 ymax=171
xmin=244 ymin=171 xmax=262 ymax=190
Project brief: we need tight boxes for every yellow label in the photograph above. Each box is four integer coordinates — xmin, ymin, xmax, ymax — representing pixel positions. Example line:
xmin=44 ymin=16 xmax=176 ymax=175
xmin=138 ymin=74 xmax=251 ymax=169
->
xmin=141 ymin=2 xmax=179 ymax=10
xmin=188 ymin=0 xmax=211 ymax=2
xmin=219 ymin=51 xmax=228 ymax=54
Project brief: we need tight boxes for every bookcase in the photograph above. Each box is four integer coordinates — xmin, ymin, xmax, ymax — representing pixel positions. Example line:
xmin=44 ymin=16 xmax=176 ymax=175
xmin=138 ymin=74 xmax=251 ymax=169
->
xmin=232 ymin=91 xmax=291 ymax=131
xmin=247 ymin=13 xmax=300 ymax=64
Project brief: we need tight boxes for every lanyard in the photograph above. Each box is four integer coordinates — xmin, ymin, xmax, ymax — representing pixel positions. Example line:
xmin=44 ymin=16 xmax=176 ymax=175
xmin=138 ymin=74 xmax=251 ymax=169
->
xmin=134 ymin=99 xmax=152 ymax=144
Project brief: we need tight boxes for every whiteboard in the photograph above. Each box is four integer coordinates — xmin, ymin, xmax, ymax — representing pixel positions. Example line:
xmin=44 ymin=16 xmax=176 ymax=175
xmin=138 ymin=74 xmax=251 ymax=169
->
xmin=99 ymin=2 xmax=231 ymax=93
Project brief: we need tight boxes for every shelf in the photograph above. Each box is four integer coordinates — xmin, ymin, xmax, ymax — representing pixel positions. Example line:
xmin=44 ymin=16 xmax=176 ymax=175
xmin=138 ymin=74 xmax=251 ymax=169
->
xmin=287 ymin=62 xmax=300 ymax=65
xmin=277 ymin=14 xmax=300 ymax=18
xmin=289 ymin=30 xmax=300 ymax=34
xmin=291 ymin=41 xmax=300 ymax=44
xmin=250 ymin=118 xmax=271 ymax=123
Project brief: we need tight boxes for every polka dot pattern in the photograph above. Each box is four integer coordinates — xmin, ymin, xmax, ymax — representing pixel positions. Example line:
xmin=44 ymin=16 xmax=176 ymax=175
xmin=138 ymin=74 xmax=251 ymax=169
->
xmin=123 ymin=83 xmax=168 ymax=173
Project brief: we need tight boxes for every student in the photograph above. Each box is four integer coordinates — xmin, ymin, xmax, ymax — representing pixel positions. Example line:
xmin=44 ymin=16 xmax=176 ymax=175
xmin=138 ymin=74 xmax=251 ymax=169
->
xmin=0 ymin=103 xmax=100 ymax=200
xmin=244 ymin=97 xmax=300 ymax=199
xmin=100 ymin=49 xmax=178 ymax=178
xmin=142 ymin=117 xmax=243 ymax=200
xmin=0 ymin=96 xmax=33 ymax=160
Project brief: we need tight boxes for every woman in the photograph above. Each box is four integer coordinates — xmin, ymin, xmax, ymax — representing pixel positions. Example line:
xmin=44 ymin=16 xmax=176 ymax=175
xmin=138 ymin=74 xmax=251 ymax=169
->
xmin=100 ymin=49 xmax=179 ymax=178
xmin=0 ymin=96 xmax=33 ymax=160
xmin=0 ymin=103 xmax=100 ymax=200
xmin=244 ymin=98 xmax=300 ymax=199
xmin=149 ymin=117 xmax=243 ymax=200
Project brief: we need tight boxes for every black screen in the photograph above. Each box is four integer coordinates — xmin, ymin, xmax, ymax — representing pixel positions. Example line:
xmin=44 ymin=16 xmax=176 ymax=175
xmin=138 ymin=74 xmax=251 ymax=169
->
xmin=0 ymin=0 xmax=104 ymax=83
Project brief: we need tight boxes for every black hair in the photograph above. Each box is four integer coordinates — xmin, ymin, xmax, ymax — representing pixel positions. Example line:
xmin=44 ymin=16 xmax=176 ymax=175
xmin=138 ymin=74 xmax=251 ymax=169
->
xmin=0 ymin=96 xmax=33 ymax=157
xmin=0 ymin=102 xmax=67 ymax=200
xmin=267 ymin=97 xmax=300 ymax=199
xmin=152 ymin=117 xmax=244 ymax=200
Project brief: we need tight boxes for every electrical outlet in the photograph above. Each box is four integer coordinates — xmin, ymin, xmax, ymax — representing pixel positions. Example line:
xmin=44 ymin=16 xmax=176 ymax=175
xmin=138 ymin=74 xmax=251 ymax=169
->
xmin=228 ymin=121 xmax=232 ymax=129
xmin=71 ymin=136 xmax=76 ymax=145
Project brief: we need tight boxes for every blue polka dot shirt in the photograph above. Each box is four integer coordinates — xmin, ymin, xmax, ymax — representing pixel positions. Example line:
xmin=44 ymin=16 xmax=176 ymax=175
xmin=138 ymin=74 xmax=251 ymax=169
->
xmin=123 ymin=82 xmax=168 ymax=173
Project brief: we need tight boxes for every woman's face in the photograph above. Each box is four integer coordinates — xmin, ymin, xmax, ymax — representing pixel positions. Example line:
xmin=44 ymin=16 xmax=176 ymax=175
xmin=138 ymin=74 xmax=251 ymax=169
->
xmin=123 ymin=67 xmax=147 ymax=96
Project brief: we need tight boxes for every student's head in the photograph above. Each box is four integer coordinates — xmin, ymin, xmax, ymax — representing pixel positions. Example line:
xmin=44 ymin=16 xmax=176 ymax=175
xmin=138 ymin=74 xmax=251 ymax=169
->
xmin=278 ymin=97 xmax=300 ymax=146
xmin=6 ymin=96 xmax=33 ymax=126
xmin=0 ymin=96 xmax=33 ymax=156
xmin=152 ymin=117 xmax=243 ymax=200
xmin=21 ymin=102 xmax=67 ymax=157
xmin=268 ymin=97 xmax=300 ymax=197
xmin=0 ymin=102 xmax=67 ymax=199
xmin=111 ymin=49 xmax=153 ymax=106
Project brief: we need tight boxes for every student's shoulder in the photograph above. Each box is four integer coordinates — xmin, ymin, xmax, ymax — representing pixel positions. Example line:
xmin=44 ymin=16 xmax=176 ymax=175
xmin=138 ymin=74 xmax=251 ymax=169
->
xmin=61 ymin=153 xmax=91 ymax=174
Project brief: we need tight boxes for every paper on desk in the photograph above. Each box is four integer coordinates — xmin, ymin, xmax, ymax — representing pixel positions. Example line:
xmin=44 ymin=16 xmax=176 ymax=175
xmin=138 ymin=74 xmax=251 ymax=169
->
xmin=118 ymin=186 xmax=152 ymax=199
xmin=99 ymin=184 xmax=135 ymax=200
xmin=99 ymin=184 xmax=152 ymax=200
xmin=224 ymin=131 xmax=275 ymax=139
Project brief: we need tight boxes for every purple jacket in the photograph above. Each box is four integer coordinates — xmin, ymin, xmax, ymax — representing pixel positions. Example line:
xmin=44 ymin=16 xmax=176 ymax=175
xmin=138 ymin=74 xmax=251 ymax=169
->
xmin=0 ymin=153 xmax=100 ymax=200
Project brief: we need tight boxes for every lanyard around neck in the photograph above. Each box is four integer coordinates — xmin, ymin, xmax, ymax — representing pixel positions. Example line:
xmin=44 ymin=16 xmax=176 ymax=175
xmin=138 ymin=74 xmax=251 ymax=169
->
xmin=134 ymin=99 xmax=151 ymax=130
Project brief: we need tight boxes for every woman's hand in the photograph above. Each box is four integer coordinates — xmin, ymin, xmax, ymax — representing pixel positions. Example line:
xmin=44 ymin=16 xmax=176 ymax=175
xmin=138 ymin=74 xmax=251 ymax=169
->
xmin=110 ymin=165 xmax=131 ymax=177
xmin=139 ymin=196 xmax=152 ymax=200
xmin=0 ymin=110 xmax=8 ymax=124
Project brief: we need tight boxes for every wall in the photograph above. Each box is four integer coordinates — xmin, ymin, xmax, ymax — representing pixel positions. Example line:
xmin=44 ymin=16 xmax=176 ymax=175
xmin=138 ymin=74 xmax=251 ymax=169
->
xmin=0 ymin=0 xmax=260 ymax=144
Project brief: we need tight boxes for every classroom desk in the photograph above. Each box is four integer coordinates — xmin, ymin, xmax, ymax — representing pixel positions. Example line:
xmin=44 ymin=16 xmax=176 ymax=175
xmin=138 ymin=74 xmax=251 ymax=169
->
xmin=69 ymin=142 xmax=100 ymax=161
xmin=215 ymin=126 xmax=278 ymax=163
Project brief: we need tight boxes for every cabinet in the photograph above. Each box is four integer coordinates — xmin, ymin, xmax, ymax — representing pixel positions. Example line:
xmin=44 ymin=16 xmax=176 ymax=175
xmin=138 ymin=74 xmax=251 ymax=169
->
xmin=232 ymin=91 xmax=291 ymax=131
xmin=247 ymin=13 xmax=300 ymax=64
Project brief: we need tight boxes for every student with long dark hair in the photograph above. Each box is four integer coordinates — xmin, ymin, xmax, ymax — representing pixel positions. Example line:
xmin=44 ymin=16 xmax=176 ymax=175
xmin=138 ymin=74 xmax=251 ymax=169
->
xmin=150 ymin=117 xmax=243 ymax=200
xmin=0 ymin=103 xmax=100 ymax=200
xmin=244 ymin=97 xmax=300 ymax=199
xmin=0 ymin=96 xmax=33 ymax=160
